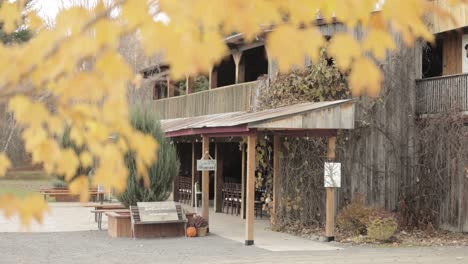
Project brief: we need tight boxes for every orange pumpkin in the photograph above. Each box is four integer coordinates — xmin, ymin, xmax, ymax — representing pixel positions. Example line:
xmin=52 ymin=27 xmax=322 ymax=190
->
xmin=186 ymin=227 xmax=197 ymax=237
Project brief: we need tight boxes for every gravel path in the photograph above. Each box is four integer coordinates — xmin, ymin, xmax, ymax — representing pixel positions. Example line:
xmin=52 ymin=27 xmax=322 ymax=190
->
xmin=1 ymin=231 xmax=468 ymax=264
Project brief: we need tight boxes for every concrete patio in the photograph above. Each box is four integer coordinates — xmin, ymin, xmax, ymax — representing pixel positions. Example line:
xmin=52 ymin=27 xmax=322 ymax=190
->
xmin=0 ymin=202 xmax=339 ymax=252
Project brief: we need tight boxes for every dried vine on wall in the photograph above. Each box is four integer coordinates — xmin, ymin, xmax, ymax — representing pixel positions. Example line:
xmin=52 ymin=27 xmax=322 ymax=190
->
xmin=256 ymin=50 xmax=350 ymax=228
xmin=399 ymin=110 xmax=468 ymax=229
xmin=257 ymin=49 xmax=349 ymax=111
xmin=275 ymin=137 xmax=329 ymax=227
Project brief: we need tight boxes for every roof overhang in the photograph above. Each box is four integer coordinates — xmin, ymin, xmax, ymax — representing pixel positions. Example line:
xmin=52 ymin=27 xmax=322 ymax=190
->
xmin=161 ymin=99 xmax=355 ymax=138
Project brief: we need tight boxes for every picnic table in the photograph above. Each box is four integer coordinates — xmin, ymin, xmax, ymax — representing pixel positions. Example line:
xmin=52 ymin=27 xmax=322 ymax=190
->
xmin=38 ymin=188 xmax=104 ymax=203
xmin=83 ymin=203 xmax=126 ymax=225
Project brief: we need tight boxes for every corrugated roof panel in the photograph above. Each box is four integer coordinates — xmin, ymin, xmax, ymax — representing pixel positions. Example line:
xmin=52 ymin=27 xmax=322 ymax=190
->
xmin=160 ymin=99 xmax=354 ymax=133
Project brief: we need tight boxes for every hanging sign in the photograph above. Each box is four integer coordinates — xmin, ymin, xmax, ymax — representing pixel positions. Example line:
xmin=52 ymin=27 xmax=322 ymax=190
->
xmin=324 ymin=162 xmax=341 ymax=188
xmin=197 ymin=159 xmax=216 ymax=171
xmin=197 ymin=151 xmax=216 ymax=171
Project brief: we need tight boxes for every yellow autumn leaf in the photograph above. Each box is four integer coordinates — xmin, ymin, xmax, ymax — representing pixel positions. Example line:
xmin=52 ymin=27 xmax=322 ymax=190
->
xmin=0 ymin=154 xmax=11 ymax=177
xmin=69 ymin=176 xmax=90 ymax=203
xmin=267 ymin=25 xmax=324 ymax=72
xmin=16 ymin=194 xmax=49 ymax=229
xmin=26 ymin=10 xmax=44 ymax=32
xmin=349 ymin=58 xmax=383 ymax=97
xmin=328 ymin=33 xmax=362 ymax=71
xmin=56 ymin=149 xmax=80 ymax=181
xmin=0 ymin=194 xmax=17 ymax=219
xmin=362 ymin=30 xmax=396 ymax=60
xmin=0 ymin=1 xmax=20 ymax=33
xmin=80 ymin=151 xmax=93 ymax=168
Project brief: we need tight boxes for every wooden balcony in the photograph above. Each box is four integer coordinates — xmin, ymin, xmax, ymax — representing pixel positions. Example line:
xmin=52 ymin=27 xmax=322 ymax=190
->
xmin=153 ymin=81 xmax=261 ymax=119
xmin=416 ymin=73 xmax=468 ymax=115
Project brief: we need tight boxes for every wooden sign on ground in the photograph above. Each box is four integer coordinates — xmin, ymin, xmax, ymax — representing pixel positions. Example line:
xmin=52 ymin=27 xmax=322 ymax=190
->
xmin=137 ymin=201 xmax=180 ymax=222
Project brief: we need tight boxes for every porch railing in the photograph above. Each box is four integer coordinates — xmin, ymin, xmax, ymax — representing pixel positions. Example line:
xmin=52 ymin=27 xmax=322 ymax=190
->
xmin=416 ymin=73 xmax=468 ymax=115
xmin=153 ymin=81 xmax=261 ymax=119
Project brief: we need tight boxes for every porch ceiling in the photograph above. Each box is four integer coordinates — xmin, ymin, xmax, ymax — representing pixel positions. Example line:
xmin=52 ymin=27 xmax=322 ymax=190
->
xmin=161 ymin=99 xmax=355 ymax=137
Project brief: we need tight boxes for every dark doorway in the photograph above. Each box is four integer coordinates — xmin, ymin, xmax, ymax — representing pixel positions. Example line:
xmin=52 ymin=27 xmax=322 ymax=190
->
xmin=422 ymin=36 xmax=443 ymax=78
xmin=242 ymin=45 xmax=268 ymax=82
xmin=215 ymin=56 xmax=236 ymax=87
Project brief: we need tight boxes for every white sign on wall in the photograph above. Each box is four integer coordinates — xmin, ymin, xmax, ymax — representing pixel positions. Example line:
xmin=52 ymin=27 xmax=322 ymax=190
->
xmin=197 ymin=159 xmax=216 ymax=171
xmin=462 ymin=34 xmax=468 ymax=73
xmin=324 ymin=162 xmax=341 ymax=188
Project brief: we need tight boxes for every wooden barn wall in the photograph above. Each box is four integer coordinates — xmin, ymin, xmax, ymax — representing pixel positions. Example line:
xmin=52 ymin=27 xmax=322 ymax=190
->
xmin=442 ymin=31 xmax=462 ymax=75
xmin=298 ymin=23 xmax=419 ymax=212
xmin=314 ymin=23 xmax=468 ymax=231
xmin=438 ymin=130 xmax=468 ymax=232
xmin=337 ymin=35 xmax=420 ymax=212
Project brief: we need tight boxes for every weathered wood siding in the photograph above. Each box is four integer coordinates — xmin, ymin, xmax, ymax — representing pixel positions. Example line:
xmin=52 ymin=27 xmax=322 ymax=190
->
xmin=437 ymin=131 xmax=468 ymax=232
xmin=416 ymin=73 xmax=468 ymax=114
xmin=153 ymin=81 xmax=260 ymax=119
xmin=337 ymin=36 xmax=421 ymax=211
xmin=429 ymin=0 xmax=468 ymax=34
xmin=442 ymin=32 xmax=462 ymax=75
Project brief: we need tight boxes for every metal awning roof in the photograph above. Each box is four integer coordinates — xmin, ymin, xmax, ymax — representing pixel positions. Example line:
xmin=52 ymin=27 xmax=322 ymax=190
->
xmin=161 ymin=99 xmax=355 ymax=137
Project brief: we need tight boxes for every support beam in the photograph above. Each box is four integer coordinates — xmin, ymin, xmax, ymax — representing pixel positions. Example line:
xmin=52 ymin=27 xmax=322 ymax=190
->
xmin=166 ymin=76 xmax=170 ymax=98
xmin=214 ymin=143 xmax=224 ymax=212
xmin=272 ymin=135 xmax=279 ymax=226
xmin=209 ymin=67 xmax=217 ymax=89
xmin=167 ymin=77 xmax=175 ymax=97
xmin=240 ymin=143 xmax=246 ymax=219
xmin=232 ymin=51 xmax=243 ymax=84
xmin=245 ymin=133 xmax=256 ymax=245
xmin=325 ymin=136 xmax=337 ymax=242
xmin=186 ymin=76 xmax=193 ymax=95
xmin=265 ymin=45 xmax=278 ymax=82
xmin=202 ymin=135 xmax=210 ymax=225
xmin=191 ymin=142 xmax=195 ymax=207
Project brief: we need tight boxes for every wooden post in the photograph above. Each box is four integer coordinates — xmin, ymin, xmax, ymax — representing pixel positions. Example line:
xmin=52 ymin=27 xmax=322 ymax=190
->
xmin=209 ymin=66 xmax=218 ymax=89
xmin=166 ymin=76 xmax=170 ymax=98
xmin=191 ymin=142 xmax=195 ymax=207
xmin=240 ymin=143 xmax=246 ymax=219
xmin=265 ymin=45 xmax=278 ymax=82
xmin=245 ymin=133 xmax=256 ymax=245
xmin=214 ymin=143 xmax=218 ymax=212
xmin=272 ymin=135 xmax=279 ymax=226
xmin=186 ymin=76 xmax=193 ymax=95
xmin=232 ymin=51 xmax=243 ymax=84
xmin=202 ymin=135 xmax=210 ymax=224
xmin=325 ymin=136 xmax=337 ymax=241
xmin=166 ymin=77 xmax=176 ymax=97
xmin=214 ymin=143 xmax=224 ymax=212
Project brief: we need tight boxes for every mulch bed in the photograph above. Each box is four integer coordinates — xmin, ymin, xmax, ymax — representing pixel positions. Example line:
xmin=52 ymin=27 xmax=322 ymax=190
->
xmin=275 ymin=223 xmax=468 ymax=247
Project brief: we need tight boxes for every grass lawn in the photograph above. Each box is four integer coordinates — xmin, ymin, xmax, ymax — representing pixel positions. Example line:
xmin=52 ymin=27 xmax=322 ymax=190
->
xmin=0 ymin=170 xmax=52 ymax=198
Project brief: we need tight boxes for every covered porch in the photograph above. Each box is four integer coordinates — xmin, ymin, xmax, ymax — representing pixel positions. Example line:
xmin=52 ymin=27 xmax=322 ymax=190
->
xmin=162 ymin=99 xmax=355 ymax=245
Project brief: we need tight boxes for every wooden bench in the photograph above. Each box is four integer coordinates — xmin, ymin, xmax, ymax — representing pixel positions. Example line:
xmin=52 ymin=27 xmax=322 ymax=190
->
xmin=106 ymin=211 xmax=132 ymax=238
xmin=129 ymin=205 xmax=187 ymax=239
xmin=91 ymin=209 xmax=130 ymax=230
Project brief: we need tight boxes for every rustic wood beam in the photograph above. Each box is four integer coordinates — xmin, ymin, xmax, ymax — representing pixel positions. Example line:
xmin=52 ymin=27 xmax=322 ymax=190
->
xmin=202 ymin=135 xmax=210 ymax=225
xmin=232 ymin=51 xmax=243 ymax=84
xmin=191 ymin=142 xmax=195 ymax=207
xmin=265 ymin=45 xmax=278 ymax=81
xmin=214 ymin=143 xmax=224 ymax=212
xmin=325 ymin=136 xmax=337 ymax=241
xmin=241 ymin=143 xmax=245 ymax=219
xmin=186 ymin=75 xmax=193 ymax=95
xmin=245 ymin=133 xmax=256 ymax=245
xmin=166 ymin=76 xmax=170 ymax=98
xmin=209 ymin=66 xmax=218 ymax=89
